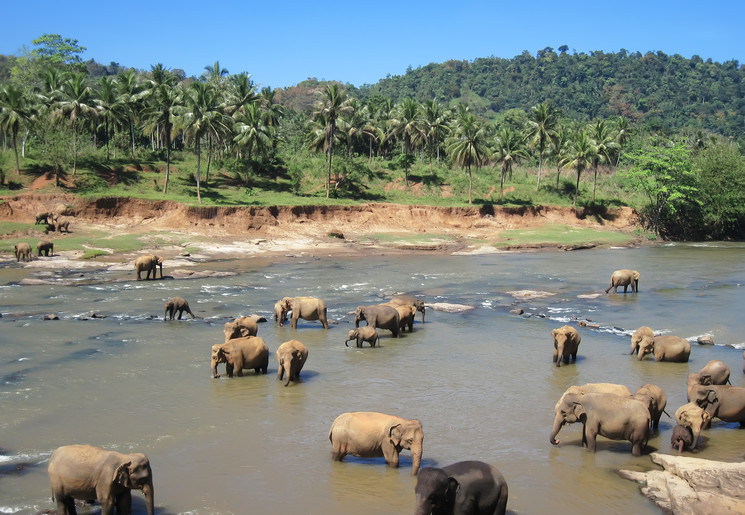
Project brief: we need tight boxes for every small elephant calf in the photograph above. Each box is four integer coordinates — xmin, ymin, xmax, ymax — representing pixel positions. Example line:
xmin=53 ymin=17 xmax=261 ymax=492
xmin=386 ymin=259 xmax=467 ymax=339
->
xmin=37 ymin=240 xmax=54 ymax=257
xmin=164 ymin=297 xmax=196 ymax=321
xmin=671 ymin=424 xmax=695 ymax=452
xmin=345 ymin=327 xmax=379 ymax=348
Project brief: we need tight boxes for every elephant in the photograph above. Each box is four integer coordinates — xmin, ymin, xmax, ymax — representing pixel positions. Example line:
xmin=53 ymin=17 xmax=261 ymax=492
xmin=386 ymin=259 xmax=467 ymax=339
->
xmin=671 ymin=424 xmax=695 ymax=453
xmin=551 ymin=325 xmax=581 ymax=367
xmin=386 ymin=303 xmax=417 ymax=332
xmin=164 ymin=297 xmax=196 ymax=321
xmin=134 ymin=254 xmax=163 ymax=280
xmin=55 ymin=218 xmax=70 ymax=233
xmin=273 ymin=301 xmax=288 ymax=326
xmin=345 ymin=327 xmax=379 ymax=348
xmin=355 ymin=305 xmax=400 ymax=338
xmin=689 ymin=384 xmax=745 ymax=426
xmin=389 ymin=294 xmax=426 ymax=323
xmin=329 ymin=411 xmax=423 ymax=475
xmin=48 ymin=444 xmax=154 ymax=515
xmin=549 ymin=392 xmax=650 ymax=456
xmin=276 ymin=339 xmax=308 ymax=386
xmin=636 ymin=334 xmax=691 ymax=362
xmin=37 ymin=240 xmax=54 ymax=257
xmin=282 ymin=296 xmax=328 ymax=329
xmin=415 ymin=460 xmax=508 ymax=515
xmin=211 ymin=336 xmax=269 ymax=378
xmin=605 ymin=269 xmax=640 ymax=294
xmin=633 ymin=384 xmax=668 ymax=431
xmin=630 ymin=326 xmax=654 ymax=355
xmin=14 ymin=242 xmax=32 ymax=262
xmin=558 ymin=383 xmax=633 ymax=404
xmin=675 ymin=402 xmax=712 ymax=449
xmin=224 ymin=316 xmax=258 ymax=340
xmin=687 ymin=360 xmax=731 ymax=400
xmin=35 ymin=211 xmax=52 ymax=225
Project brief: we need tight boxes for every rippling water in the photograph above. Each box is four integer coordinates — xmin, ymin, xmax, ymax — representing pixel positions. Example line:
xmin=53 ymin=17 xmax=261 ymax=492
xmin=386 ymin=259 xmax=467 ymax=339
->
xmin=1 ymin=243 xmax=744 ymax=514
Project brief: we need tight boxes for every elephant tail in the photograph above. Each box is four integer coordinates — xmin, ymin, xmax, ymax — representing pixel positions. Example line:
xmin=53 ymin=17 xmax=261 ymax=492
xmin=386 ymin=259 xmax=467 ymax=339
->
xmin=662 ymin=409 xmax=671 ymax=418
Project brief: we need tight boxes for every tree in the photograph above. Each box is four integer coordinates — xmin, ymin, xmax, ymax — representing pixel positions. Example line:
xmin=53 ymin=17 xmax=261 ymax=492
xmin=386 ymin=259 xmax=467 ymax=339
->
xmin=233 ymin=101 xmax=272 ymax=185
xmin=526 ymin=102 xmax=557 ymax=191
xmin=694 ymin=140 xmax=745 ymax=238
xmin=56 ymin=72 xmax=97 ymax=175
xmin=588 ymin=119 xmax=618 ymax=201
xmin=0 ymin=83 xmax=37 ymax=176
xmin=493 ymin=127 xmax=526 ymax=202
xmin=31 ymin=34 xmax=86 ymax=65
xmin=447 ymin=112 xmax=488 ymax=204
xmin=142 ymin=64 xmax=180 ymax=193
xmin=549 ymin=125 xmax=570 ymax=187
xmin=225 ymin=73 xmax=257 ymax=117
xmin=95 ymin=76 xmax=126 ymax=162
xmin=311 ymin=84 xmax=353 ymax=198
xmin=562 ymin=129 xmax=597 ymax=206
xmin=420 ymin=99 xmax=450 ymax=171
xmin=389 ymin=98 xmax=423 ymax=186
xmin=116 ymin=70 xmax=146 ymax=159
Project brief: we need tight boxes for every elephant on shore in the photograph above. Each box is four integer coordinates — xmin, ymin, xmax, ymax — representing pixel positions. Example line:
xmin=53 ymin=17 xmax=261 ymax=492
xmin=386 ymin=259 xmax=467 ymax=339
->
xmin=552 ymin=325 xmax=581 ymax=367
xmin=634 ymin=384 xmax=668 ymax=431
xmin=48 ymin=444 xmax=154 ymax=515
xmin=55 ymin=218 xmax=70 ymax=233
xmin=35 ymin=212 xmax=52 ymax=225
xmin=276 ymin=339 xmax=308 ymax=386
xmin=224 ymin=316 xmax=258 ymax=340
xmin=689 ymin=384 xmax=745 ymax=425
xmin=14 ymin=242 xmax=32 ymax=262
xmin=550 ymin=392 xmax=650 ymax=456
xmin=637 ymin=334 xmax=691 ymax=362
xmin=687 ymin=360 xmax=730 ymax=400
xmin=164 ymin=297 xmax=196 ymax=321
xmin=345 ymin=327 xmax=379 ymax=348
xmin=630 ymin=326 xmax=654 ymax=355
xmin=134 ymin=254 xmax=163 ymax=280
xmin=282 ymin=296 xmax=328 ymax=329
xmin=389 ymin=294 xmax=426 ymax=323
xmin=211 ymin=336 xmax=269 ymax=378
xmin=37 ymin=240 xmax=54 ymax=256
xmin=329 ymin=411 xmax=423 ymax=475
xmin=354 ymin=305 xmax=400 ymax=338
xmin=274 ymin=301 xmax=288 ymax=326
xmin=415 ymin=461 xmax=508 ymax=515
xmin=605 ymin=269 xmax=640 ymax=294
xmin=675 ymin=402 xmax=712 ymax=449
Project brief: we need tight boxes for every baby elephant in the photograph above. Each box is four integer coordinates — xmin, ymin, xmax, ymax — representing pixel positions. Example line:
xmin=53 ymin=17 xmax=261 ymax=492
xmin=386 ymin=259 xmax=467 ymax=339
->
xmin=551 ymin=325 xmax=581 ymax=367
xmin=345 ymin=327 xmax=379 ymax=348
xmin=415 ymin=460 xmax=508 ymax=515
xmin=276 ymin=339 xmax=308 ymax=386
xmin=164 ymin=297 xmax=196 ymax=321
xmin=671 ymin=424 xmax=695 ymax=452
xmin=37 ymin=240 xmax=54 ymax=257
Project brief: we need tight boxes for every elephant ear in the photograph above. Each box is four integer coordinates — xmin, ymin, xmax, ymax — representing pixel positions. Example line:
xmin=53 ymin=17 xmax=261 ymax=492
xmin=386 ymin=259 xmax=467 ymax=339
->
xmin=572 ymin=401 xmax=586 ymax=420
xmin=445 ymin=477 xmax=460 ymax=503
xmin=389 ymin=423 xmax=403 ymax=446
xmin=113 ymin=461 xmax=132 ymax=487
xmin=700 ymin=374 xmax=713 ymax=386
xmin=706 ymin=389 xmax=719 ymax=405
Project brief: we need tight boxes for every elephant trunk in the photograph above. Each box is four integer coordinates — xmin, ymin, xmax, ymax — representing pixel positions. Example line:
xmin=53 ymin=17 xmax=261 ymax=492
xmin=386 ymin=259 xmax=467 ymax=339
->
xmin=550 ymin=412 xmax=565 ymax=445
xmin=690 ymin=423 xmax=702 ymax=449
xmin=555 ymin=344 xmax=563 ymax=367
xmin=142 ymin=480 xmax=154 ymax=515
xmin=344 ymin=338 xmax=351 ymax=348
xmin=211 ymin=358 xmax=219 ymax=378
xmin=284 ymin=362 xmax=292 ymax=386
xmin=635 ymin=279 xmax=639 ymax=292
xmin=410 ymin=445 xmax=422 ymax=476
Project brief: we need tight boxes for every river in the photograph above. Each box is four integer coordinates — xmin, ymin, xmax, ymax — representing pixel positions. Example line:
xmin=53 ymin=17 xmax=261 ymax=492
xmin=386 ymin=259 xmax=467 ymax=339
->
xmin=1 ymin=243 xmax=744 ymax=514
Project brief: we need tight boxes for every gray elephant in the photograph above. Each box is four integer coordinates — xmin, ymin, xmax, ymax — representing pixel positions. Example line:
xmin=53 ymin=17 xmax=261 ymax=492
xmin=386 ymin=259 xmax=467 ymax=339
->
xmin=55 ymin=217 xmax=70 ymax=233
xmin=605 ymin=268 xmax=640 ymax=293
xmin=355 ymin=305 xmax=400 ymax=338
xmin=687 ymin=360 xmax=731 ymax=399
xmin=224 ymin=316 xmax=258 ymax=340
xmin=329 ymin=411 xmax=423 ymax=475
xmin=389 ymin=294 xmax=426 ymax=323
xmin=690 ymin=384 xmax=745 ymax=426
xmin=550 ymin=392 xmax=650 ymax=456
xmin=637 ymin=334 xmax=691 ymax=362
xmin=211 ymin=336 xmax=269 ymax=378
xmin=35 ymin=211 xmax=52 ymax=225
xmin=675 ymin=402 xmax=712 ymax=449
xmin=415 ymin=460 xmax=508 ymax=515
xmin=630 ymin=326 xmax=654 ymax=355
xmin=382 ymin=302 xmax=416 ymax=332
xmin=134 ymin=254 xmax=163 ymax=280
xmin=164 ymin=297 xmax=196 ymax=321
xmin=48 ymin=444 xmax=154 ymax=515
xmin=551 ymin=325 xmax=581 ymax=367
xmin=558 ymin=383 xmax=633 ymax=402
xmin=14 ymin=242 xmax=32 ymax=262
xmin=282 ymin=296 xmax=328 ymax=329
xmin=671 ymin=424 xmax=694 ymax=452
xmin=345 ymin=327 xmax=379 ymax=348
xmin=633 ymin=384 xmax=668 ymax=431
xmin=37 ymin=240 xmax=54 ymax=256
xmin=276 ymin=339 xmax=308 ymax=386
xmin=274 ymin=301 xmax=288 ymax=326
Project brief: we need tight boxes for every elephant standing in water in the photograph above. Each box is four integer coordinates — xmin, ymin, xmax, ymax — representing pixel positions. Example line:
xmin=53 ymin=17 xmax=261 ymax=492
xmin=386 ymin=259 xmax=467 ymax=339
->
xmin=636 ymin=334 xmax=691 ymax=362
xmin=48 ymin=444 xmax=154 ymax=515
xmin=675 ymin=402 xmax=712 ymax=449
xmin=389 ymin=294 xmax=426 ymax=323
xmin=354 ymin=305 xmax=400 ymax=338
xmin=164 ymin=297 xmax=196 ymax=321
xmin=211 ymin=336 xmax=269 ymax=378
xmin=282 ymin=296 xmax=329 ymax=329
xmin=605 ymin=269 xmax=640 ymax=293
xmin=274 ymin=301 xmax=288 ymax=326
xmin=134 ymin=254 xmax=163 ymax=280
xmin=630 ymin=326 xmax=655 ymax=355
xmin=276 ymin=339 xmax=308 ymax=386
xmin=224 ymin=316 xmax=258 ymax=340
xmin=329 ymin=411 xmax=423 ymax=475
xmin=551 ymin=325 xmax=581 ymax=367
xmin=689 ymin=384 xmax=745 ymax=425
xmin=633 ymin=384 xmax=668 ymax=431
xmin=687 ymin=360 xmax=731 ymax=399
xmin=345 ymin=327 xmax=379 ymax=348
xmin=415 ymin=460 xmax=508 ymax=515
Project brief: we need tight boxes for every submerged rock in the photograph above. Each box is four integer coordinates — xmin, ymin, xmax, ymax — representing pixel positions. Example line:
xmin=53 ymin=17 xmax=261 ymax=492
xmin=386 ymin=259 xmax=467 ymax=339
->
xmin=619 ymin=452 xmax=745 ymax=514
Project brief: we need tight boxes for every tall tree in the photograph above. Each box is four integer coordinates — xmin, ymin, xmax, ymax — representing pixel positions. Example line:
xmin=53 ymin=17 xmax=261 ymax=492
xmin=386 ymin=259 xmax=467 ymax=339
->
xmin=526 ymin=102 xmax=557 ymax=191
xmin=447 ymin=112 xmax=488 ymax=204
xmin=311 ymin=84 xmax=353 ymax=198
xmin=0 ymin=83 xmax=37 ymax=175
xmin=57 ymin=72 xmax=97 ymax=174
xmin=562 ymin=129 xmax=597 ymax=206
xmin=95 ymin=76 xmax=126 ymax=162
xmin=116 ymin=69 xmax=146 ymax=159
xmin=588 ymin=119 xmax=618 ymax=201
xmin=549 ymin=125 xmax=570 ymax=188
xmin=493 ymin=127 xmax=526 ymax=202
xmin=233 ymin=101 xmax=272 ymax=185
xmin=389 ymin=98 xmax=423 ymax=186
xmin=420 ymin=99 xmax=450 ymax=171
xmin=142 ymin=64 xmax=180 ymax=193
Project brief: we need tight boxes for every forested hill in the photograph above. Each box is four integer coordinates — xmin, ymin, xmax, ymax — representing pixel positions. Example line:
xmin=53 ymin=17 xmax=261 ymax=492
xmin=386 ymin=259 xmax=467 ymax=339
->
xmin=353 ymin=48 xmax=744 ymax=137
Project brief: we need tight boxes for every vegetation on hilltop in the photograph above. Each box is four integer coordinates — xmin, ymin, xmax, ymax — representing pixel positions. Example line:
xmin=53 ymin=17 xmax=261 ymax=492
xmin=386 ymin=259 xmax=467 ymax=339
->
xmin=1 ymin=36 xmax=744 ymax=240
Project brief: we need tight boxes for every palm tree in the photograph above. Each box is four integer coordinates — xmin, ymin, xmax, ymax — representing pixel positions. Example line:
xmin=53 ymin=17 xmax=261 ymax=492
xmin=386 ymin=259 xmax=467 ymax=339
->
xmin=258 ymin=86 xmax=284 ymax=128
xmin=57 ymin=72 xmax=97 ymax=175
xmin=613 ymin=116 xmax=631 ymax=166
xmin=526 ymin=102 xmax=558 ymax=191
xmin=420 ymin=99 xmax=451 ymax=171
xmin=588 ymin=119 xmax=618 ymax=201
xmin=389 ymin=98 xmax=423 ymax=186
xmin=202 ymin=60 xmax=229 ymax=85
xmin=493 ymin=127 xmax=526 ymax=202
xmin=0 ymin=83 xmax=37 ymax=177
xmin=142 ymin=64 xmax=180 ymax=193
xmin=116 ymin=69 xmax=146 ymax=159
xmin=562 ymin=129 xmax=597 ymax=206
xmin=359 ymin=105 xmax=382 ymax=162
xmin=95 ymin=76 xmax=126 ymax=162
xmin=549 ymin=125 xmax=570 ymax=188
xmin=311 ymin=84 xmax=353 ymax=198
xmin=175 ymin=81 xmax=231 ymax=203
xmin=233 ymin=102 xmax=272 ymax=185
xmin=446 ymin=112 xmax=488 ymax=204
xmin=225 ymin=72 xmax=257 ymax=117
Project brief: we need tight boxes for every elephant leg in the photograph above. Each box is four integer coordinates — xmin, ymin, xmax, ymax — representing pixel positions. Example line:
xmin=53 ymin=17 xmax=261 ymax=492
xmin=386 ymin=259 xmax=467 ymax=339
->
xmin=381 ymin=441 xmax=400 ymax=468
xmin=116 ymin=492 xmax=132 ymax=514
xmin=61 ymin=496 xmax=77 ymax=515
xmin=177 ymin=309 xmax=183 ymax=320
xmin=226 ymin=364 xmax=234 ymax=377
xmin=584 ymin=427 xmax=597 ymax=452
xmin=632 ymin=441 xmax=643 ymax=457
xmin=357 ymin=338 xmax=362 ymax=348
xmin=552 ymin=350 xmax=558 ymax=363
xmin=278 ymin=365 xmax=285 ymax=381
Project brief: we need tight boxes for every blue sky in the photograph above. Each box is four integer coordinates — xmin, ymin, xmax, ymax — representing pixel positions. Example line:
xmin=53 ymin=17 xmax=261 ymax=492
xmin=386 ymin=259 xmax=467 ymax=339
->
xmin=2 ymin=0 xmax=742 ymax=89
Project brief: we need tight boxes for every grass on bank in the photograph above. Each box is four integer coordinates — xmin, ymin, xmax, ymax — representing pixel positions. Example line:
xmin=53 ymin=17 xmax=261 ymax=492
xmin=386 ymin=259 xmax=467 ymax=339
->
xmin=494 ymin=225 xmax=638 ymax=248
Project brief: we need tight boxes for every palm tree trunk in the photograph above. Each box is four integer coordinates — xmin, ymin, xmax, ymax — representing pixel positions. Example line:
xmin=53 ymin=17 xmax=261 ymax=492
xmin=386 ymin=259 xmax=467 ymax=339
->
xmin=556 ymin=165 xmax=561 ymax=188
xmin=205 ymin=137 xmax=213 ymax=185
xmin=11 ymin=130 xmax=20 ymax=172
xmin=574 ymin=168 xmax=581 ymax=206
xmin=162 ymin=128 xmax=171 ymax=194
xmin=468 ymin=166 xmax=472 ymax=204
xmin=129 ymin=120 xmax=135 ymax=159
xmin=72 ymin=125 xmax=78 ymax=176
xmin=592 ymin=165 xmax=598 ymax=201
xmin=196 ymin=137 xmax=202 ymax=204
xmin=536 ymin=152 xmax=543 ymax=191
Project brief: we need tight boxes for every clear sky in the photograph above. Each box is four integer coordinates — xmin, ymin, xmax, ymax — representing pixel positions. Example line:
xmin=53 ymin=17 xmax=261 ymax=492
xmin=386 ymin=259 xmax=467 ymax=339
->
xmin=2 ymin=0 xmax=742 ymax=90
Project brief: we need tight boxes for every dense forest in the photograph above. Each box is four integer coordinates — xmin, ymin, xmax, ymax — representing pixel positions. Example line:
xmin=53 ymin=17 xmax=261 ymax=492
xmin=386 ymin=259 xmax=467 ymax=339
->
xmin=1 ymin=35 xmax=744 ymax=239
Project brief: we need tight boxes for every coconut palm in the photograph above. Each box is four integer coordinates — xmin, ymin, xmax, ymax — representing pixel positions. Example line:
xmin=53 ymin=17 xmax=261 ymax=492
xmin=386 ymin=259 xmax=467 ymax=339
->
xmin=258 ymin=86 xmax=284 ymax=128
xmin=57 ymin=72 xmax=97 ymax=175
xmin=142 ymin=64 xmax=180 ymax=193
xmin=116 ymin=69 xmax=146 ymax=159
xmin=562 ymin=129 xmax=598 ymax=206
xmin=95 ymin=76 xmax=126 ymax=162
xmin=526 ymin=102 xmax=558 ymax=191
xmin=588 ymin=119 xmax=618 ymax=201
xmin=311 ymin=84 xmax=353 ymax=198
xmin=233 ymin=102 xmax=273 ymax=185
xmin=389 ymin=98 xmax=424 ymax=186
xmin=420 ymin=99 xmax=451 ymax=171
xmin=225 ymin=72 xmax=257 ymax=117
xmin=0 ymin=83 xmax=37 ymax=176
xmin=447 ymin=112 xmax=489 ymax=204
xmin=493 ymin=127 xmax=527 ymax=202
xmin=549 ymin=125 xmax=570 ymax=188
xmin=613 ymin=115 xmax=631 ymax=166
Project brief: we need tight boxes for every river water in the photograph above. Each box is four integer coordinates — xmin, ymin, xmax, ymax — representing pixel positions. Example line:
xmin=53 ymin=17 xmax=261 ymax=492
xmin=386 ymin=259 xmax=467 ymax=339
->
xmin=1 ymin=243 xmax=744 ymax=514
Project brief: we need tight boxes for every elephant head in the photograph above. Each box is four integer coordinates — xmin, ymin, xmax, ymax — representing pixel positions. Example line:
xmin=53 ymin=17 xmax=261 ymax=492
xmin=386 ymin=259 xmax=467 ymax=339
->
xmin=114 ymin=454 xmax=154 ymax=515
xmin=345 ymin=329 xmax=358 ymax=347
xmin=389 ymin=420 xmax=423 ymax=475
xmin=671 ymin=425 xmax=694 ymax=452
xmin=690 ymin=386 xmax=719 ymax=416
xmin=675 ymin=402 xmax=712 ymax=449
xmin=550 ymin=394 xmax=585 ymax=445
xmin=636 ymin=335 xmax=656 ymax=360
xmin=630 ymin=326 xmax=654 ymax=355
xmin=211 ymin=343 xmax=228 ymax=378
xmin=414 ymin=467 xmax=459 ymax=515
